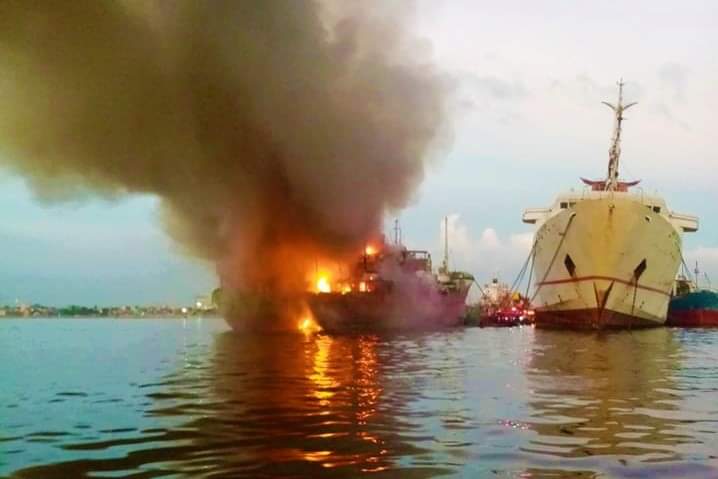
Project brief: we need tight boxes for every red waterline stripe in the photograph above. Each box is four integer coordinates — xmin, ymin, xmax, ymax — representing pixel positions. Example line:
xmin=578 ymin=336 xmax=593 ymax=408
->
xmin=537 ymin=275 xmax=671 ymax=297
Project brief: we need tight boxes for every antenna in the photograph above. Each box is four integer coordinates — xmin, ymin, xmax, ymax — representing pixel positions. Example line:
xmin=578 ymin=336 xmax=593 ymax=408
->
xmin=695 ymin=261 xmax=700 ymax=290
xmin=602 ymin=79 xmax=637 ymax=191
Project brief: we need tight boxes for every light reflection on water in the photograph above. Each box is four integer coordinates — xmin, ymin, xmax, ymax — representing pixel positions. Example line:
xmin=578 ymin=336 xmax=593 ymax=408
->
xmin=1 ymin=318 xmax=717 ymax=478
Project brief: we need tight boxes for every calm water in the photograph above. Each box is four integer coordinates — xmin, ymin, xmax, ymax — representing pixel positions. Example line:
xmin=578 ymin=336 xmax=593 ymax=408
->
xmin=1 ymin=318 xmax=717 ymax=478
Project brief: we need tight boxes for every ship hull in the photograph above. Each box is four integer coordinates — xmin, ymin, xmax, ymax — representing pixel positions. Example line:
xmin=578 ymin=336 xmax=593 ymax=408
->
xmin=535 ymin=308 xmax=660 ymax=329
xmin=667 ymin=310 xmax=718 ymax=327
xmin=531 ymin=197 xmax=681 ymax=329
xmin=221 ymin=290 xmax=306 ymax=332
xmin=308 ymin=286 xmax=470 ymax=334
xmin=667 ymin=290 xmax=718 ymax=327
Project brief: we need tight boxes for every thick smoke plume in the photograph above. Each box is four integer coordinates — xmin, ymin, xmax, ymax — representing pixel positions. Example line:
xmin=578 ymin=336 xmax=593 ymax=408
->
xmin=0 ymin=1 xmax=449 ymax=328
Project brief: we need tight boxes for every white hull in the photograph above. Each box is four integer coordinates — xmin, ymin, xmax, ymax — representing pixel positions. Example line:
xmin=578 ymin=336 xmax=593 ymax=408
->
xmin=531 ymin=196 xmax=682 ymax=328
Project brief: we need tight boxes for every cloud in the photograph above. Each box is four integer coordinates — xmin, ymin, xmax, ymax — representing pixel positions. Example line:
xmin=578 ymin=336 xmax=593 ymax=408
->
xmin=438 ymin=214 xmax=533 ymax=282
xmin=455 ymin=73 xmax=527 ymax=123
xmin=464 ymin=74 xmax=528 ymax=100
xmin=657 ymin=63 xmax=689 ymax=101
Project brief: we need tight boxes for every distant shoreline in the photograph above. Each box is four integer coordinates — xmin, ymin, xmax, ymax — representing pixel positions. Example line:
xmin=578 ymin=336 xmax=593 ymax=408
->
xmin=0 ymin=312 xmax=221 ymax=320
xmin=0 ymin=301 xmax=221 ymax=319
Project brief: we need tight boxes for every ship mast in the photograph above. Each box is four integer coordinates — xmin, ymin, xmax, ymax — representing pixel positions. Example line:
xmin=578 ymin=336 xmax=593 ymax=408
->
xmin=441 ymin=216 xmax=449 ymax=273
xmin=602 ymin=79 xmax=637 ymax=191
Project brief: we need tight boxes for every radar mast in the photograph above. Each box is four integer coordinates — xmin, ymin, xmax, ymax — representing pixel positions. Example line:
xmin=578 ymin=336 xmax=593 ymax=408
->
xmin=602 ymin=79 xmax=637 ymax=191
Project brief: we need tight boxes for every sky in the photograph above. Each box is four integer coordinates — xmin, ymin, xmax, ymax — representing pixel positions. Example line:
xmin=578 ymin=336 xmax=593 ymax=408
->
xmin=1 ymin=0 xmax=716 ymax=305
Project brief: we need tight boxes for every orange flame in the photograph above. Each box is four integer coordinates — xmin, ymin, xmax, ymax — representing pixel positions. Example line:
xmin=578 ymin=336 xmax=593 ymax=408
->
xmin=298 ymin=311 xmax=322 ymax=334
xmin=316 ymin=275 xmax=331 ymax=293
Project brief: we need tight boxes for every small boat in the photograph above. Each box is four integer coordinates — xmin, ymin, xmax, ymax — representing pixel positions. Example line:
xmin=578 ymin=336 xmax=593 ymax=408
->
xmin=476 ymin=277 xmax=534 ymax=327
xmin=667 ymin=268 xmax=718 ymax=327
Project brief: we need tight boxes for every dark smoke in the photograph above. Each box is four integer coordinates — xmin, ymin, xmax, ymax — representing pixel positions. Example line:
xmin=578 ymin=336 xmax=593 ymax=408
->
xmin=0 ymin=1 xmax=450 ymax=328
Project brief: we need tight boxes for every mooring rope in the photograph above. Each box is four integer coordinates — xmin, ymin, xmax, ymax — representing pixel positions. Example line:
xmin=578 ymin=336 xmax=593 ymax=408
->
xmin=510 ymin=247 xmax=532 ymax=293
xmin=524 ymin=245 xmax=536 ymax=300
xmin=508 ymin=237 xmax=538 ymax=299
xmin=472 ymin=279 xmax=487 ymax=298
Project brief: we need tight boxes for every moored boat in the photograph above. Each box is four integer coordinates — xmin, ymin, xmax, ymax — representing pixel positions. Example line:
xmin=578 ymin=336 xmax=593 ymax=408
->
xmin=522 ymin=81 xmax=699 ymax=329
xmin=668 ymin=290 xmax=718 ymax=327
xmin=476 ymin=277 xmax=533 ymax=327
xmin=667 ymin=273 xmax=718 ymax=327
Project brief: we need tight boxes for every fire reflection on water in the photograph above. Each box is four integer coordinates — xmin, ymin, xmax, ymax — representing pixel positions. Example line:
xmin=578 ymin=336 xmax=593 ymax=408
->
xmin=307 ymin=335 xmax=337 ymax=405
xmin=304 ymin=334 xmax=389 ymax=471
xmin=355 ymin=337 xmax=382 ymax=425
xmin=355 ymin=340 xmax=390 ymax=473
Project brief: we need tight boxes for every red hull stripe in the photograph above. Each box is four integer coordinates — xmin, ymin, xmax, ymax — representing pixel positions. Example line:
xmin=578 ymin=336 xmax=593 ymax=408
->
xmin=534 ymin=308 xmax=659 ymax=329
xmin=537 ymin=275 xmax=671 ymax=297
xmin=667 ymin=310 xmax=718 ymax=327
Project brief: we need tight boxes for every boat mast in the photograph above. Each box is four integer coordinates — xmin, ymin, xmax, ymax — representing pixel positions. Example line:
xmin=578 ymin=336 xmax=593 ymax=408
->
xmin=393 ymin=218 xmax=402 ymax=246
xmin=602 ymin=79 xmax=637 ymax=191
xmin=442 ymin=216 xmax=449 ymax=273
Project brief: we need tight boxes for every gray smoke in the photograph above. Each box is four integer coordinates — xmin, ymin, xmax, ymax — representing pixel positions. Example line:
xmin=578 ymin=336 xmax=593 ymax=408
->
xmin=0 ymin=1 xmax=450 ymax=326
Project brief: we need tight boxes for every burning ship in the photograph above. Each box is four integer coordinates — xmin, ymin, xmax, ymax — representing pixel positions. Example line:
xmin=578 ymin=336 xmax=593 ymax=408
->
xmin=307 ymin=220 xmax=474 ymax=333
xmin=522 ymin=81 xmax=699 ymax=328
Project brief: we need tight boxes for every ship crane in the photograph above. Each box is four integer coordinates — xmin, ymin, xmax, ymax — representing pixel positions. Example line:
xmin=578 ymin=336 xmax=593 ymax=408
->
xmin=602 ymin=79 xmax=637 ymax=192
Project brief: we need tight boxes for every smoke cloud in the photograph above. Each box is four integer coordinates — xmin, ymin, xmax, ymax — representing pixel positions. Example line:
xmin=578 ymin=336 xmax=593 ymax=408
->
xmin=0 ymin=1 xmax=450 ymax=328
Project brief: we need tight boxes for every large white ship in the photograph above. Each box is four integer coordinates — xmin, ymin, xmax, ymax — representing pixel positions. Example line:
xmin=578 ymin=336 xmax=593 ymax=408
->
xmin=523 ymin=81 xmax=699 ymax=328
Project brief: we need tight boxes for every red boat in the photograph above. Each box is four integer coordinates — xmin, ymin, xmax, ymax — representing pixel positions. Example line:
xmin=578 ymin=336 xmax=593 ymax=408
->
xmin=477 ymin=278 xmax=534 ymax=327
xmin=480 ymin=305 xmax=535 ymax=327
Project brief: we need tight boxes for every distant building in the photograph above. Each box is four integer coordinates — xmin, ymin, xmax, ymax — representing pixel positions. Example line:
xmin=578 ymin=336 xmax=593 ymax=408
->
xmin=194 ymin=294 xmax=214 ymax=311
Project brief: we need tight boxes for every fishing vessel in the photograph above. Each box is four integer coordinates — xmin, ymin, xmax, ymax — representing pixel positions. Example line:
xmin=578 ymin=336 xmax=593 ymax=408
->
xmin=307 ymin=219 xmax=474 ymax=333
xmin=667 ymin=266 xmax=718 ymax=327
xmin=522 ymin=81 xmax=699 ymax=328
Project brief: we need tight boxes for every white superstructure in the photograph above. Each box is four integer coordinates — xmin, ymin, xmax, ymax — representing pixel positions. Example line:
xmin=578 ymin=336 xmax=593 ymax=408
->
xmin=523 ymin=81 xmax=698 ymax=328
